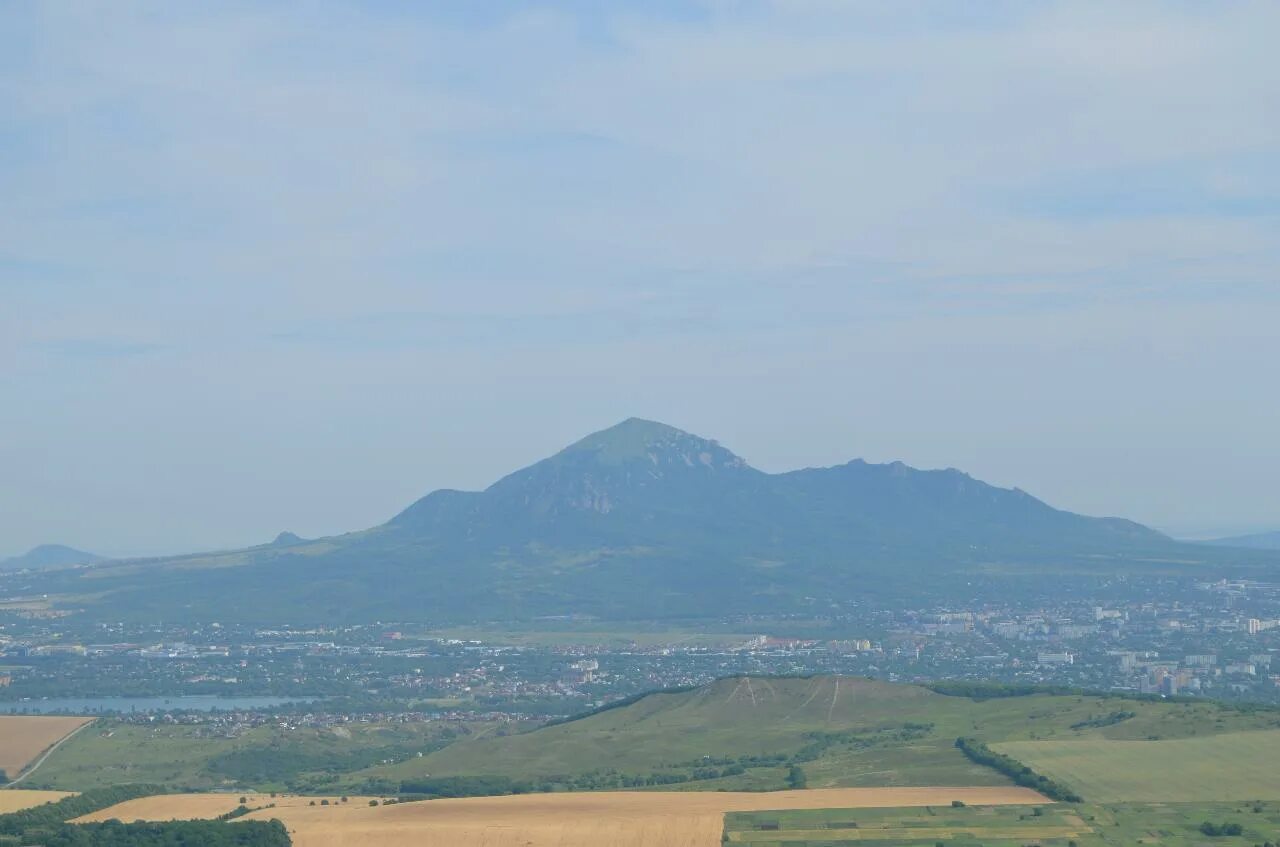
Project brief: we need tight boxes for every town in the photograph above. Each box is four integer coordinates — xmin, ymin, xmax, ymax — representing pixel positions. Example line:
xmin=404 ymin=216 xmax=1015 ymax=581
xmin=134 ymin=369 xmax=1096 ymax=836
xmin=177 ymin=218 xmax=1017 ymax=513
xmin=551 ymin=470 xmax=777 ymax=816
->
xmin=1 ymin=573 xmax=1277 ymax=724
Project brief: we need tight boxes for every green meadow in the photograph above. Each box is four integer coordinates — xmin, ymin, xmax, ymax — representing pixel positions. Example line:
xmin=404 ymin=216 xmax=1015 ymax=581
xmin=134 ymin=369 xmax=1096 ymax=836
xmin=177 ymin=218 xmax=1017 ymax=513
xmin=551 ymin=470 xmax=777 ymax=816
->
xmin=995 ymin=731 xmax=1280 ymax=802
xmin=725 ymin=801 xmax=1280 ymax=847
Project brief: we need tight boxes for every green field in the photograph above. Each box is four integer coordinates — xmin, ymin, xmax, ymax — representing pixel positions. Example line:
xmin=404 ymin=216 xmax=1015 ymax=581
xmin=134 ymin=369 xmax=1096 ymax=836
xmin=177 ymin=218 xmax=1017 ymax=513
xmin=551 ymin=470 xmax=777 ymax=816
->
xmin=27 ymin=676 xmax=1280 ymax=800
xmin=344 ymin=676 xmax=1280 ymax=793
xmin=725 ymin=801 xmax=1280 ymax=847
xmin=25 ymin=718 xmax=475 ymax=793
xmin=995 ymin=730 xmax=1280 ymax=802
xmin=726 ymin=804 xmax=1087 ymax=845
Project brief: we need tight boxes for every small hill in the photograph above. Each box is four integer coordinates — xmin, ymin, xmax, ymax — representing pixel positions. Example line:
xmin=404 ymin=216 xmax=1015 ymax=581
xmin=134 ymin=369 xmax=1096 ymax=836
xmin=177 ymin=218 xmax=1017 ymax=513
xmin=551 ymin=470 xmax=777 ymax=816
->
xmin=0 ymin=544 xmax=104 ymax=571
xmin=344 ymin=676 xmax=1280 ymax=795
xmin=269 ymin=532 xmax=306 ymax=547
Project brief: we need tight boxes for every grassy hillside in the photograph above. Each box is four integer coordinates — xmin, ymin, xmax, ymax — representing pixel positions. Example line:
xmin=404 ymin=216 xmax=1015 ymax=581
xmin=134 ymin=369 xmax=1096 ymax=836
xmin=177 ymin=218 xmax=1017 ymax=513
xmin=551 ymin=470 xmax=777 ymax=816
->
xmin=343 ymin=676 xmax=1280 ymax=794
xmin=27 ymin=718 xmax=475 ymax=793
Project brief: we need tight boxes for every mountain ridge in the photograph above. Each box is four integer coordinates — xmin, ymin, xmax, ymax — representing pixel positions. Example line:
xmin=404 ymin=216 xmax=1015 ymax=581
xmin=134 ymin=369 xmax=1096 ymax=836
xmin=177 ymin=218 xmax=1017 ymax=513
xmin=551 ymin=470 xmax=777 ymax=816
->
xmin=17 ymin=418 xmax=1270 ymax=623
xmin=1202 ymin=530 xmax=1280 ymax=550
xmin=392 ymin=418 xmax=1159 ymax=546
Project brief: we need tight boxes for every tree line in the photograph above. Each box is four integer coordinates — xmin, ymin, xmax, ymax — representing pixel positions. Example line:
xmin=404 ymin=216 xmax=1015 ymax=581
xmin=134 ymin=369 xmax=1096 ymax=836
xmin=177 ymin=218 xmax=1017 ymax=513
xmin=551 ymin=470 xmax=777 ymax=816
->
xmin=953 ymin=737 xmax=1082 ymax=803
xmin=12 ymin=819 xmax=291 ymax=846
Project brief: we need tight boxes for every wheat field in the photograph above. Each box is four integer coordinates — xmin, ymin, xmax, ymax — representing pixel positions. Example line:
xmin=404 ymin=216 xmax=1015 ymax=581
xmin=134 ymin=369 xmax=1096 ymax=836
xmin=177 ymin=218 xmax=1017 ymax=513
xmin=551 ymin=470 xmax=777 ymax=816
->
xmin=73 ymin=793 xmax=383 ymax=822
xmin=0 ymin=789 xmax=75 ymax=812
xmin=223 ymin=786 xmax=1046 ymax=847
xmin=0 ymin=716 xmax=92 ymax=779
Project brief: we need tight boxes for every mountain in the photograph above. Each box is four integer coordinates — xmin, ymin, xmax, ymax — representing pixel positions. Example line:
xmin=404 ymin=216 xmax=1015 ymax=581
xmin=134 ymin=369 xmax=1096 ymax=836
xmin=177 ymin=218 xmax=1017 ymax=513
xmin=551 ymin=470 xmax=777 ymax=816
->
xmin=1203 ymin=530 xmax=1280 ymax=550
xmin=390 ymin=417 xmax=1157 ymax=552
xmin=0 ymin=544 xmax=105 ymax=571
xmin=20 ymin=418 xmax=1275 ymax=623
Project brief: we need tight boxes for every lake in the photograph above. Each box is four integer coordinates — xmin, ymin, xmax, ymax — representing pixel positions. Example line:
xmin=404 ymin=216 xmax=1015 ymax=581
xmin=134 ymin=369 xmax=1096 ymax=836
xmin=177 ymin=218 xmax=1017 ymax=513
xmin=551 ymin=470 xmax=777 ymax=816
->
xmin=0 ymin=695 xmax=314 ymax=714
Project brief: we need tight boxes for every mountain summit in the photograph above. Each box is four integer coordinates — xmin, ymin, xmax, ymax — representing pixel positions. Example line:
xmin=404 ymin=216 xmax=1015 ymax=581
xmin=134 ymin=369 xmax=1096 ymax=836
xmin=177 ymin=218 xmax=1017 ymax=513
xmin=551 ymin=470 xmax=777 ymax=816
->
xmin=28 ymin=418 xmax=1253 ymax=624
xmin=560 ymin=417 xmax=748 ymax=470
xmin=392 ymin=419 xmax=754 ymax=534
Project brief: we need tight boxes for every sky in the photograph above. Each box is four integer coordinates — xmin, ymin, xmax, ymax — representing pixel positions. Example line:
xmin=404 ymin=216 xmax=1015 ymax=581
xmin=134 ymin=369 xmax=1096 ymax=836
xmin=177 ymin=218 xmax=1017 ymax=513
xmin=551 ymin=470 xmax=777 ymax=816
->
xmin=3 ymin=1 xmax=1279 ymax=557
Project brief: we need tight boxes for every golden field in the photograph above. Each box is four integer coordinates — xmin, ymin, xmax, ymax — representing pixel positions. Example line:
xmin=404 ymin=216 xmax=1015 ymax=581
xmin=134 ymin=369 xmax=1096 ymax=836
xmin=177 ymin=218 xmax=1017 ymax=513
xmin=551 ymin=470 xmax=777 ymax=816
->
xmin=87 ymin=786 xmax=1046 ymax=847
xmin=72 ymin=793 xmax=383 ymax=822
xmin=0 ymin=716 xmax=93 ymax=779
xmin=0 ymin=789 xmax=75 ymax=812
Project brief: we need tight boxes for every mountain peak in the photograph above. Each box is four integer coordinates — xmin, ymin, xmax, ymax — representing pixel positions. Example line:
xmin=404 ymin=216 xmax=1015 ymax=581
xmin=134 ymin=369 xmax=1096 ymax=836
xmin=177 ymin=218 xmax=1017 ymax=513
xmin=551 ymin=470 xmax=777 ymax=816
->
xmin=568 ymin=417 xmax=685 ymax=449
xmin=562 ymin=418 xmax=747 ymax=469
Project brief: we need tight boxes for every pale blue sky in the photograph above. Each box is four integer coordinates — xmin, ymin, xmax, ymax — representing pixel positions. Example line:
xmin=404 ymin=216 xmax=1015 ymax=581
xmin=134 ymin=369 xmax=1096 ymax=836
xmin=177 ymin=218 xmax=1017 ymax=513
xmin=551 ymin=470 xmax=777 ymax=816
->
xmin=3 ymin=1 xmax=1279 ymax=556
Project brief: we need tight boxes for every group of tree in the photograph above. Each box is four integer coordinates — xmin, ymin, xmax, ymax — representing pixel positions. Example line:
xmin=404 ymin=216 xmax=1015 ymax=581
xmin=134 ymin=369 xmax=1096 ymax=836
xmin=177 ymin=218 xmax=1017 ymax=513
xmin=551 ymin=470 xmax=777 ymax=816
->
xmin=386 ymin=760 xmax=766 ymax=799
xmin=21 ymin=819 xmax=291 ymax=846
xmin=1069 ymin=711 xmax=1136 ymax=730
xmin=953 ymin=737 xmax=1083 ymax=803
xmin=395 ymin=775 xmax=533 ymax=798
xmin=794 ymin=723 xmax=934 ymax=763
xmin=1199 ymin=821 xmax=1245 ymax=837
xmin=928 ymin=681 xmax=1280 ymax=713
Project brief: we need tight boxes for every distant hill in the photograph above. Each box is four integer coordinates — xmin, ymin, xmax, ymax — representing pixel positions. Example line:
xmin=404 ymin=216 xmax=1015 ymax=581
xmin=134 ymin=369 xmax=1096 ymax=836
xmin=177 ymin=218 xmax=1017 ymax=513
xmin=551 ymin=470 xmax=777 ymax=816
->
xmin=269 ymin=532 xmax=307 ymax=547
xmin=17 ymin=418 xmax=1276 ymax=623
xmin=0 ymin=544 xmax=104 ymax=571
xmin=1203 ymin=530 xmax=1280 ymax=550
